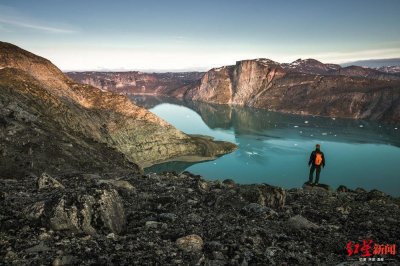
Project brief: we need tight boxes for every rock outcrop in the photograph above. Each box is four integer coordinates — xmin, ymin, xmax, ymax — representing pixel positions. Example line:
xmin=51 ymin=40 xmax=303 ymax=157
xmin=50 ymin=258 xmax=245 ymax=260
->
xmin=0 ymin=42 xmax=236 ymax=176
xmin=24 ymin=174 xmax=127 ymax=234
xmin=37 ymin=173 xmax=65 ymax=190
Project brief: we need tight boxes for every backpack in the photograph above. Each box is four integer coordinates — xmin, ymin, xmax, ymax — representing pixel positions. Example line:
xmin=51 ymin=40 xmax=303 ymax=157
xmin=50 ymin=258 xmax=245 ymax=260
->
xmin=315 ymin=152 xmax=323 ymax=166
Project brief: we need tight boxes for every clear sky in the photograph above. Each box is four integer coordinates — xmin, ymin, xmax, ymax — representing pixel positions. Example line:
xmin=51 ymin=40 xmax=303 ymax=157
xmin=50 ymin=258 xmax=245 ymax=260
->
xmin=1 ymin=0 xmax=399 ymax=71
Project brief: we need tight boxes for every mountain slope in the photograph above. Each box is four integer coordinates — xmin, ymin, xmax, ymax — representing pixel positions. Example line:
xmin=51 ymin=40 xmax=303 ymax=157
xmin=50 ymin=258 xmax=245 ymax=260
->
xmin=0 ymin=67 xmax=140 ymax=176
xmin=0 ymin=42 xmax=235 ymax=176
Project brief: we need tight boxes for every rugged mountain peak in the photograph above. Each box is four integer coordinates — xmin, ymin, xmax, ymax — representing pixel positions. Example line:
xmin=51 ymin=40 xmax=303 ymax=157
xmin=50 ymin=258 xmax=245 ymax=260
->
xmin=253 ymin=58 xmax=281 ymax=66
xmin=283 ymin=58 xmax=341 ymax=74
xmin=233 ymin=59 xmax=283 ymax=70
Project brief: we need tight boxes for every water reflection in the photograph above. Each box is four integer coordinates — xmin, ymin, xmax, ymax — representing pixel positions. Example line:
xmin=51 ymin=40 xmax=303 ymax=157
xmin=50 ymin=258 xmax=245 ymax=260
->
xmin=131 ymin=95 xmax=400 ymax=196
xmin=131 ymin=95 xmax=400 ymax=147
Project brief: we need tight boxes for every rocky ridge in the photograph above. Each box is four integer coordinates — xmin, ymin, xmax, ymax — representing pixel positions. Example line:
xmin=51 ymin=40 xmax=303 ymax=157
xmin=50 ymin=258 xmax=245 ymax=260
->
xmin=0 ymin=42 xmax=236 ymax=176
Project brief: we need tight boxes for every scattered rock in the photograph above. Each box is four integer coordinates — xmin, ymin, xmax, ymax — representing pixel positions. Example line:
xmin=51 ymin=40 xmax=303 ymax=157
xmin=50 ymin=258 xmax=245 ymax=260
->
xmin=25 ymin=242 xmax=51 ymax=253
xmin=222 ymin=179 xmax=235 ymax=188
xmin=336 ymin=185 xmax=350 ymax=193
xmin=355 ymin=187 xmax=367 ymax=193
xmin=205 ymin=241 xmax=224 ymax=252
xmin=242 ymin=203 xmax=277 ymax=217
xmin=176 ymin=234 xmax=204 ymax=252
xmin=239 ymin=184 xmax=286 ymax=208
xmin=302 ymin=182 xmax=330 ymax=192
xmin=368 ymin=189 xmax=387 ymax=199
xmin=336 ymin=206 xmax=351 ymax=215
xmin=4 ymin=250 xmax=17 ymax=261
xmin=96 ymin=179 xmax=135 ymax=192
xmin=106 ymin=233 xmax=116 ymax=240
xmin=187 ymin=213 xmax=203 ymax=224
xmin=52 ymin=255 xmax=76 ymax=266
xmin=37 ymin=173 xmax=65 ymax=190
xmin=197 ymin=180 xmax=209 ymax=192
xmin=287 ymin=215 xmax=319 ymax=230
xmin=38 ymin=232 xmax=51 ymax=240
xmin=24 ymin=201 xmax=45 ymax=221
xmin=158 ymin=212 xmax=177 ymax=222
xmin=145 ymin=221 xmax=166 ymax=229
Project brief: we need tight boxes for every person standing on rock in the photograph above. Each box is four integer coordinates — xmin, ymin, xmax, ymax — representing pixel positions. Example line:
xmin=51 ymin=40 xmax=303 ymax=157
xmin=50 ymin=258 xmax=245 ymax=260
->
xmin=308 ymin=144 xmax=325 ymax=185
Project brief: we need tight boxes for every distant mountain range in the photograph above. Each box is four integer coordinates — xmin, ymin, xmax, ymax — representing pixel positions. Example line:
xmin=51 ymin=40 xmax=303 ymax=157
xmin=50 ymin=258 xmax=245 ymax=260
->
xmin=67 ymin=58 xmax=400 ymax=124
xmin=341 ymin=58 xmax=400 ymax=68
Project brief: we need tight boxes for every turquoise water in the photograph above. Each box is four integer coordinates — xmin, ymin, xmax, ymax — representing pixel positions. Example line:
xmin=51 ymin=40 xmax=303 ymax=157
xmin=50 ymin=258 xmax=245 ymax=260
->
xmin=131 ymin=96 xmax=400 ymax=196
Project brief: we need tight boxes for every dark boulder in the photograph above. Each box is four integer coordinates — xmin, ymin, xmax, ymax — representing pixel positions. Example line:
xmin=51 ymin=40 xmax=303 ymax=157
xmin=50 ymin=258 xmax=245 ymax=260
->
xmin=239 ymin=184 xmax=286 ymax=208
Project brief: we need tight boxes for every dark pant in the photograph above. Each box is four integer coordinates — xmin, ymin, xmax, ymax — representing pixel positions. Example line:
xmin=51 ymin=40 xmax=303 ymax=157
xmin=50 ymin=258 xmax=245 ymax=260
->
xmin=309 ymin=165 xmax=321 ymax=183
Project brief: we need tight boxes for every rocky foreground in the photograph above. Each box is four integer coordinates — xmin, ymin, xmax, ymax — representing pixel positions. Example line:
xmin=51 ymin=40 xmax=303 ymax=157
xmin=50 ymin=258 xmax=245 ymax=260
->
xmin=1 ymin=172 xmax=399 ymax=265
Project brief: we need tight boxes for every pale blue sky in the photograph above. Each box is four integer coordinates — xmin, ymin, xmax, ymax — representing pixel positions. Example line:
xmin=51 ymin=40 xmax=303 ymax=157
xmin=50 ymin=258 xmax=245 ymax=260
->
xmin=1 ymin=0 xmax=399 ymax=71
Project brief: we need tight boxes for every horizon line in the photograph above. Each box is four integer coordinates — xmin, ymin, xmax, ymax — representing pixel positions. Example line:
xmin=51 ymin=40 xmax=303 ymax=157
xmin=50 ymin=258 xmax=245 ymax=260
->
xmin=61 ymin=56 xmax=400 ymax=73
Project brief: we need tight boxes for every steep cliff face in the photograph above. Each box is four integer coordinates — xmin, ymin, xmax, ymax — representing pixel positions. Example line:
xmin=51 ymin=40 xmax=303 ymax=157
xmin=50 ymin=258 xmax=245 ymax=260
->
xmin=187 ymin=59 xmax=286 ymax=106
xmin=186 ymin=66 xmax=234 ymax=104
xmin=0 ymin=42 xmax=235 ymax=176
xmin=183 ymin=60 xmax=400 ymax=124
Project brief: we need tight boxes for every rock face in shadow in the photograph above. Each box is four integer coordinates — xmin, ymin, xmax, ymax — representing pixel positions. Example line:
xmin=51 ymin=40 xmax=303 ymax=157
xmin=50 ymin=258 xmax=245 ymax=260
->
xmin=0 ymin=42 xmax=236 ymax=176
xmin=1 ymin=171 xmax=399 ymax=265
